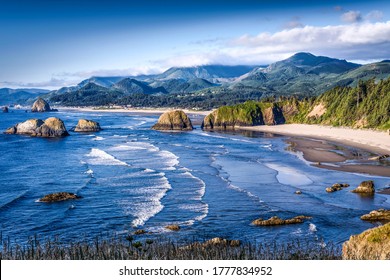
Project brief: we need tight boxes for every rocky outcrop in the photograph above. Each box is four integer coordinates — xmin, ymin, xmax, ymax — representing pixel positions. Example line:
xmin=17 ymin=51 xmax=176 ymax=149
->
xmin=252 ymin=215 xmax=311 ymax=226
xmin=165 ymin=224 xmax=180 ymax=231
xmin=342 ymin=223 xmax=390 ymax=260
xmin=2 ymin=106 xmax=8 ymax=113
xmin=4 ymin=117 xmax=69 ymax=137
xmin=201 ymin=102 xmax=264 ymax=130
xmin=263 ymin=105 xmax=285 ymax=125
xmin=4 ymin=119 xmax=44 ymax=135
xmin=134 ymin=229 xmax=147 ymax=235
xmin=31 ymin=98 xmax=52 ymax=112
xmin=74 ymin=119 xmax=101 ymax=132
xmin=39 ymin=192 xmax=81 ymax=202
xmin=152 ymin=110 xmax=193 ymax=131
xmin=326 ymin=183 xmax=350 ymax=193
xmin=351 ymin=180 xmax=375 ymax=194
xmin=361 ymin=209 xmax=390 ymax=221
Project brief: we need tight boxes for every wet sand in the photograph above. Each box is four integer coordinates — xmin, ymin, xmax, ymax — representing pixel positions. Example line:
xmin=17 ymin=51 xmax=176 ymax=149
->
xmin=238 ymin=124 xmax=390 ymax=178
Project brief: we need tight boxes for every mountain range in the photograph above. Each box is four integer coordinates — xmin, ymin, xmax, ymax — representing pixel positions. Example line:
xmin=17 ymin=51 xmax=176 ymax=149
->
xmin=1 ymin=52 xmax=390 ymax=108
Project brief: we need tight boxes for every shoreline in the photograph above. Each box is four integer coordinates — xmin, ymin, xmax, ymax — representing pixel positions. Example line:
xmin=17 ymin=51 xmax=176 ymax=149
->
xmin=238 ymin=124 xmax=390 ymax=178
xmin=56 ymin=106 xmax=213 ymax=116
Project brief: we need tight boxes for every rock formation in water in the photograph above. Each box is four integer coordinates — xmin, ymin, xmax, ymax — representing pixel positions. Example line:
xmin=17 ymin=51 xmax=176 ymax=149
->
xmin=152 ymin=110 xmax=193 ymax=131
xmin=2 ymin=106 xmax=9 ymax=113
xmin=326 ymin=183 xmax=350 ymax=193
xmin=251 ymin=215 xmax=311 ymax=226
xmin=4 ymin=117 xmax=69 ymax=137
xmin=31 ymin=98 xmax=52 ymax=112
xmin=39 ymin=192 xmax=81 ymax=202
xmin=74 ymin=119 xmax=101 ymax=132
xmin=361 ymin=209 xmax=390 ymax=221
xmin=165 ymin=224 xmax=181 ymax=231
xmin=4 ymin=119 xmax=44 ymax=135
xmin=342 ymin=222 xmax=390 ymax=260
xmin=351 ymin=180 xmax=375 ymax=194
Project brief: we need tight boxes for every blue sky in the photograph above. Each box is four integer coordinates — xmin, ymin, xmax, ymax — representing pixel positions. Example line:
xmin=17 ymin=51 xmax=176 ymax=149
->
xmin=1 ymin=0 xmax=390 ymax=89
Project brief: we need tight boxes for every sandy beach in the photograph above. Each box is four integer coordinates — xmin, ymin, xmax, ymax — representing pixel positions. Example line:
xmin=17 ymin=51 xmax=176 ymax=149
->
xmin=238 ymin=124 xmax=390 ymax=177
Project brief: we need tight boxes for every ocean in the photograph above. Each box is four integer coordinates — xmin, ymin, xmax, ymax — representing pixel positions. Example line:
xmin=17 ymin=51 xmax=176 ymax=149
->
xmin=0 ymin=109 xmax=389 ymax=246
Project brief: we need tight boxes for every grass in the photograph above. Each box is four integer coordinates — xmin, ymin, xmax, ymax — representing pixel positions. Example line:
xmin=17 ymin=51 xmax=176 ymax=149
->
xmin=0 ymin=234 xmax=341 ymax=260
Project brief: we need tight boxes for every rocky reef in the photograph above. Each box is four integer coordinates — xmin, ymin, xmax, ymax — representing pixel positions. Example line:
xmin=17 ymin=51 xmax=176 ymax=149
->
xmin=326 ymin=183 xmax=350 ymax=193
xmin=361 ymin=209 xmax=390 ymax=221
xmin=74 ymin=119 xmax=101 ymax=132
xmin=31 ymin=98 xmax=55 ymax=112
xmin=152 ymin=110 xmax=193 ymax=131
xmin=252 ymin=215 xmax=311 ymax=226
xmin=351 ymin=180 xmax=375 ymax=194
xmin=39 ymin=192 xmax=81 ymax=202
xmin=4 ymin=117 xmax=69 ymax=137
xmin=165 ymin=224 xmax=181 ymax=231
xmin=201 ymin=101 xmax=285 ymax=130
xmin=2 ymin=106 xmax=8 ymax=113
xmin=342 ymin=222 xmax=390 ymax=260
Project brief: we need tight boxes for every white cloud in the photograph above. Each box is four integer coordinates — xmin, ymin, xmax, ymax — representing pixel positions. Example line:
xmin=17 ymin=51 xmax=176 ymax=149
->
xmin=341 ymin=11 xmax=362 ymax=23
xmin=366 ymin=10 xmax=384 ymax=22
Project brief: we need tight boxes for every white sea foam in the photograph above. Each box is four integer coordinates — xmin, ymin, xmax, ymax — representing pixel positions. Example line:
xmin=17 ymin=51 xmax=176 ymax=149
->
xmin=92 ymin=136 xmax=105 ymax=141
xmin=181 ymin=171 xmax=206 ymax=200
xmin=110 ymin=145 xmax=147 ymax=151
xmin=85 ymin=169 xmax=94 ymax=175
xmin=129 ymin=176 xmax=172 ymax=227
xmin=265 ymin=163 xmax=313 ymax=186
xmin=309 ymin=223 xmax=317 ymax=232
xmin=159 ymin=150 xmax=179 ymax=170
xmin=86 ymin=148 xmax=129 ymax=166
xmin=228 ymin=183 xmax=264 ymax=203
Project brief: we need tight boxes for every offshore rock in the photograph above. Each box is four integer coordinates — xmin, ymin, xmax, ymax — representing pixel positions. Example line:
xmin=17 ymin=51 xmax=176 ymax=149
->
xmin=252 ymin=215 xmax=311 ymax=226
xmin=152 ymin=110 xmax=193 ymax=131
xmin=351 ymin=180 xmax=375 ymax=194
xmin=74 ymin=119 xmax=101 ymax=132
xmin=326 ymin=183 xmax=350 ymax=193
xmin=165 ymin=224 xmax=181 ymax=231
xmin=39 ymin=192 xmax=81 ymax=202
xmin=342 ymin=223 xmax=390 ymax=260
xmin=361 ymin=209 xmax=390 ymax=221
xmin=32 ymin=117 xmax=69 ymax=137
xmin=31 ymin=98 xmax=52 ymax=112
xmin=4 ymin=119 xmax=44 ymax=135
xmin=2 ymin=106 xmax=9 ymax=113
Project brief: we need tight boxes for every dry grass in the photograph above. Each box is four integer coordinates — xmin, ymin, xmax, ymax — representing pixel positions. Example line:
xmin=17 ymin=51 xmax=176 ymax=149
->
xmin=0 ymin=234 xmax=341 ymax=260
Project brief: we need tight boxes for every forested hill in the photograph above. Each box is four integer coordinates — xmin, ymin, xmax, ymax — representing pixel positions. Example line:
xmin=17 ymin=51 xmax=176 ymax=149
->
xmin=203 ymin=78 xmax=390 ymax=130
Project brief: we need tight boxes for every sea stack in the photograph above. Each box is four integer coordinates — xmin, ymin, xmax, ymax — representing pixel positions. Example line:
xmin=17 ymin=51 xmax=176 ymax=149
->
xmin=152 ymin=110 xmax=193 ymax=131
xmin=4 ymin=117 xmax=69 ymax=137
xmin=31 ymin=98 xmax=52 ymax=112
xmin=351 ymin=180 xmax=375 ymax=194
xmin=74 ymin=119 xmax=101 ymax=132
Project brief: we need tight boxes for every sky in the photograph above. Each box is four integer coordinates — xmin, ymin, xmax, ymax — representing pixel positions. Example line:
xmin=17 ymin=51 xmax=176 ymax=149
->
xmin=1 ymin=0 xmax=390 ymax=89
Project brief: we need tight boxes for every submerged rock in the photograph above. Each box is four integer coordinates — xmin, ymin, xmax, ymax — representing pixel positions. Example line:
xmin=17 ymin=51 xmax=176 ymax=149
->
xmin=342 ymin=223 xmax=390 ymax=260
xmin=361 ymin=209 xmax=390 ymax=221
xmin=134 ymin=229 xmax=147 ymax=235
xmin=326 ymin=183 xmax=350 ymax=193
xmin=31 ymin=98 xmax=52 ymax=112
xmin=74 ymin=119 xmax=101 ymax=132
xmin=252 ymin=215 xmax=311 ymax=226
xmin=4 ymin=117 xmax=69 ymax=137
xmin=2 ymin=106 xmax=9 ymax=113
xmin=165 ymin=224 xmax=181 ymax=231
xmin=39 ymin=192 xmax=81 ymax=202
xmin=152 ymin=110 xmax=193 ymax=131
xmin=32 ymin=117 xmax=69 ymax=137
xmin=351 ymin=180 xmax=375 ymax=194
